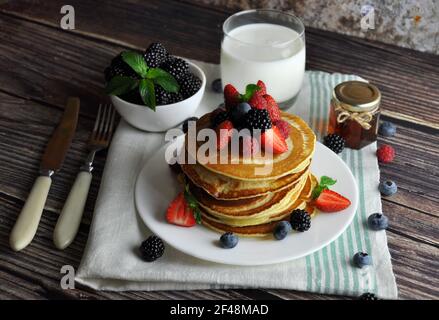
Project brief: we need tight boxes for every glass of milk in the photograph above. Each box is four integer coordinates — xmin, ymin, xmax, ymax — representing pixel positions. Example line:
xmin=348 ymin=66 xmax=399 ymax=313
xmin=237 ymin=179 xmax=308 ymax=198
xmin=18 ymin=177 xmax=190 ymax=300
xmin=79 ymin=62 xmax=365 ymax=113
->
xmin=221 ymin=9 xmax=305 ymax=108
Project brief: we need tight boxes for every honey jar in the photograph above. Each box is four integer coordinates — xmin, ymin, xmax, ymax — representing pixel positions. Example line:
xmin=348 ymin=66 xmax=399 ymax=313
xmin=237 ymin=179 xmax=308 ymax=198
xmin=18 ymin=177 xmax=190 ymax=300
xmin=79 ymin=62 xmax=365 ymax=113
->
xmin=328 ymin=81 xmax=381 ymax=149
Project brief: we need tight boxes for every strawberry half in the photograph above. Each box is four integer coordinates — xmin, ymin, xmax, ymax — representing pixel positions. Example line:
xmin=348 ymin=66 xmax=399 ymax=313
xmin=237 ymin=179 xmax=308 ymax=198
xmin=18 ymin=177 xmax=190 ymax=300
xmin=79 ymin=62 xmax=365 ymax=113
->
xmin=248 ymin=93 xmax=267 ymax=110
xmin=166 ymin=192 xmax=196 ymax=227
xmin=216 ymin=120 xmax=234 ymax=150
xmin=263 ymin=94 xmax=281 ymax=122
xmin=256 ymin=80 xmax=267 ymax=95
xmin=224 ymin=84 xmax=240 ymax=110
xmin=274 ymin=119 xmax=291 ymax=139
xmin=260 ymin=126 xmax=288 ymax=154
xmin=315 ymin=189 xmax=351 ymax=212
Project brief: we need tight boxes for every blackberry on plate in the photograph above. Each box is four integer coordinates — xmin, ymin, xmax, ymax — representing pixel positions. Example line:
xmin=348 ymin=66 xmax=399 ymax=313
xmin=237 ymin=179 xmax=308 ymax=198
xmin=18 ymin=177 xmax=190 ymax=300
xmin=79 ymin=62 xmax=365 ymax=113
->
xmin=160 ymin=57 xmax=189 ymax=81
xmin=211 ymin=110 xmax=229 ymax=128
xmin=104 ymin=54 xmax=140 ymax=82
xmin=290 ymin=209 xmax=311 ymax=232
xmin=244 ymin=109 xmax=272 ymax=132
xmin=180 ymin=73 xmax=202 ymax=98
xmin=143 ymin=42 xmax=169 ymax=68
xmin=359 ymin=293 xmax=378 ymax=300
xmin=323 ymin=133 xmax=345 ymax=154
xmin=139 ymin=235 xmax=165 ymax=262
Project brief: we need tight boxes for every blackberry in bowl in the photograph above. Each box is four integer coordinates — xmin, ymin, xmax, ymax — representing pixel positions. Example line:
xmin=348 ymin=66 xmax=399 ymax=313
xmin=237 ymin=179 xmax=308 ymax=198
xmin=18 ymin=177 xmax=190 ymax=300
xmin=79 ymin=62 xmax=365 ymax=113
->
xmin=105 ymin=43 xmax=206 ymax=132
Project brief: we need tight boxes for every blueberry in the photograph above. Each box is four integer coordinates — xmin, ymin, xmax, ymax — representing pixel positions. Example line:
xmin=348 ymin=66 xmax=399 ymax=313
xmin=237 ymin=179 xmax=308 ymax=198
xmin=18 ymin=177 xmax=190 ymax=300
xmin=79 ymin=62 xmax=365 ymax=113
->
xmin=211 ymin=78 xmax=223 ymax=93
xmin=353 ymin=252 xmax=372 ymax=268
xmin=219 ymin=232 xmax=239 ymax=249
xmin=368 ymin=213 xmax=389 ymax=231
xmin=379 ymin=121 xmax=396 ymax=137
xmin=230 ymin=102 xmax=251 ymax=126
xmin=182 ymin=116 xmax=198 ymax=133
xmin=273 ymin=221 xmax=292 ymax=240
xmin=379 ymin=180 xmax=397 ymax=196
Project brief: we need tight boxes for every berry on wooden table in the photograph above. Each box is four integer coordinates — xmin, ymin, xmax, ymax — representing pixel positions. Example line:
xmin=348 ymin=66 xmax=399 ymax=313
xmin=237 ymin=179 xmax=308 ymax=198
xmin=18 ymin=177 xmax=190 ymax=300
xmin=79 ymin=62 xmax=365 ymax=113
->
xmin=379 ymin=121 xmax=396 ymax=137
xmin=377 ymin=144 xmax=395 ymax=163
xmin=379 ymin=180 xmax=397 ymax=196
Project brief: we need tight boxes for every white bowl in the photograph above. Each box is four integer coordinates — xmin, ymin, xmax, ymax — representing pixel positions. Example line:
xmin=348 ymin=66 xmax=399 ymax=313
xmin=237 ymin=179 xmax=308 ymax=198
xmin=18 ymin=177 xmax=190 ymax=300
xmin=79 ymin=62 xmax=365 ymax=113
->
xmin=110 ymin=60 xmax=206 ymax=132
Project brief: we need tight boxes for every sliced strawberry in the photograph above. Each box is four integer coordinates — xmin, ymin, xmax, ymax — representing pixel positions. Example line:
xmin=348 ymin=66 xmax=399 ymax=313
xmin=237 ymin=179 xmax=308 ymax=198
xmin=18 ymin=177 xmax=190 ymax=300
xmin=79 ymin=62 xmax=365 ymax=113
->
xmin=260 ymin=126 xmax=288 ymax=154
xmin=216 ymin=120 xmax=234 ymax=150
xmin=224 ymin=84 xmax=240 ymax=110
xmin=248 ymin=93 xmax=267 ymax=110
xmin=256 ymin=80 xmax=267 ymax=95
xmin=263 ymin=94 xmax=281 ymax=122
xmin=274 ymin=119 xmax=291 ymax=139
xmin=166 ymin=192 xmax=196 ymax=227
xmin=315 ymin=189 xmax=351 ymax=212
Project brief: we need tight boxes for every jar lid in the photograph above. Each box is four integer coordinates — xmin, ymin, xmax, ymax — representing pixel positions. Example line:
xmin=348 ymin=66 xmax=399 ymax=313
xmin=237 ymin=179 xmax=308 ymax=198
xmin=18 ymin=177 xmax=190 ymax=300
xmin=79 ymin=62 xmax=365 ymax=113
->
xmin=333 ymin=81 xmax=381 ymax=112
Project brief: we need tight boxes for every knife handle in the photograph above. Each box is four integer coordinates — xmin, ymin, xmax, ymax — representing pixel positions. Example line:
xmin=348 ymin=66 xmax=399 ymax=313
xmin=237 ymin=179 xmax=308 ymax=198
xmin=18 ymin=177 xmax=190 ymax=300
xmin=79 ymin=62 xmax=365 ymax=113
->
xmin=10 ymin=176 xmax=52 ymax=251
xmin=54 ymin=171 xmax=92 ymax=250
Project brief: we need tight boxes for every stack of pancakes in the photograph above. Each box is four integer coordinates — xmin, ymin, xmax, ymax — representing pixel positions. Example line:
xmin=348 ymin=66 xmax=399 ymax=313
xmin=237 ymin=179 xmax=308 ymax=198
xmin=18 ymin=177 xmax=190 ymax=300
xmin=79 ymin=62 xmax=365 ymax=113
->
xmin=181 ymin=111 xmax=317 ymax=237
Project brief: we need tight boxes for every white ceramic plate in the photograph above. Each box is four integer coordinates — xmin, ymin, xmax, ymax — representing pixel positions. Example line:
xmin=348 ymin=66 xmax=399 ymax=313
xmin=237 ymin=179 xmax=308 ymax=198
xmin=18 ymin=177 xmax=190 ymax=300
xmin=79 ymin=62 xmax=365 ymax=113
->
xmin=135 ymin=136 xmax=358 ymax=266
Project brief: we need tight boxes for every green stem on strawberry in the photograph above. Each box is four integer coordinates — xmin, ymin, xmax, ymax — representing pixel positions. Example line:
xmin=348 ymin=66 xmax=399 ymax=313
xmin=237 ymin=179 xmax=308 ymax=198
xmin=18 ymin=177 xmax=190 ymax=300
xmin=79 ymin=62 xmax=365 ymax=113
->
xmin=312 ymin=175 xmax=337 ymax=199
xmin=183 ymin=183 xmax=202 ymax=224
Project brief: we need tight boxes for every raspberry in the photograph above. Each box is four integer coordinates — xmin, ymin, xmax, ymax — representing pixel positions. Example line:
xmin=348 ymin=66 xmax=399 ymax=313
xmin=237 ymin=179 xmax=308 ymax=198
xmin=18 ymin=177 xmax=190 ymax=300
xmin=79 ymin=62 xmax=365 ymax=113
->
xmin=376 ymin=144 xmax=395 ymax=163
xmin=274 ymin=119 xmax=290 ymax=139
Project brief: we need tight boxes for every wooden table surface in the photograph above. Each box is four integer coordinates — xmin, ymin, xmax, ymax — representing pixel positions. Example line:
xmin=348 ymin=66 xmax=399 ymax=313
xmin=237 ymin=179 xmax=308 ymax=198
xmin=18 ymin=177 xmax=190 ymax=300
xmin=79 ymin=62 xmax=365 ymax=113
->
xmin=0 ymin=0 xmax=438 ymax=300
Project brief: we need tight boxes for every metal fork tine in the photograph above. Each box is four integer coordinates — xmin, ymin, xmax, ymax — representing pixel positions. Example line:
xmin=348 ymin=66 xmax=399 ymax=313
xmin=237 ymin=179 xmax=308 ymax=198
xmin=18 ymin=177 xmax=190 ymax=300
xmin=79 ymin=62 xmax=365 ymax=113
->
xmin=103 ymin=104 xmax=113 ymax=140
xmin=97 ymin=104 xmax=109 ymax=141
xmin=106 ymin=106 xmax=116 ymax=141
xmin=92 ymin=104 xmax=103 ymax=139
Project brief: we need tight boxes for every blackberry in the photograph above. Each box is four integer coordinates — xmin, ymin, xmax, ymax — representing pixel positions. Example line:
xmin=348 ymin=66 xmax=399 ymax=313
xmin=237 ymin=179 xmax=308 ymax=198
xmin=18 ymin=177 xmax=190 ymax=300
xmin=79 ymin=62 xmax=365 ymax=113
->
xmin=211 ymin=111 xmax=229 ymax=128
xmin=244 ymin=109 xmax=272 ymax=132
xmin=104 ymin=54 xmax=140 ymax=82
xmin=119 ymin=88 xmax=143 ymax=105
xmin=155 ymin=85 xmax=183 ymax=105
xmin=359 ymin=293 xmax=379 ymax=300
xmin=143 ymin=42 xmax=169 ymax=68
xmin=180 ymin=73 xmax=202 ymax=98
xmin=160 ymin=57 xmax=189 ymax=81
xmin=139 ymin=235 xmax=165 ymax=262
xmin=290 ymin=209 xmax=311 ymax=232
xmin=323 ymin=134 xmax=345 ymax=154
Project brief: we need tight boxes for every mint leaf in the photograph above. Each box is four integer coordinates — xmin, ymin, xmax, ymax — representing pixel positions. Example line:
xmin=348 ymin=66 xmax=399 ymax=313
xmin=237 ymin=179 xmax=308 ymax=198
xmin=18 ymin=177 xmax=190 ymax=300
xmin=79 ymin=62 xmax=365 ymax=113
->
xmin=150 ymin=68 xmax=180 ymax=93
xmin=121 ymin=51 xmax=148 ymax=78
xmin=320 ymin=176 xmax=337 ymax=187
xmin=184 ymin=185 xmax=202 ymax=224
xmin=312 ymin=175 xmax=337 ymax=199
xmin=139 ymin=79 xmax=156 ymax=110
xmin=105 ymin=76 xmax=138 ymax=96
xmin=240 ymin=84 xmax=260 ymax=102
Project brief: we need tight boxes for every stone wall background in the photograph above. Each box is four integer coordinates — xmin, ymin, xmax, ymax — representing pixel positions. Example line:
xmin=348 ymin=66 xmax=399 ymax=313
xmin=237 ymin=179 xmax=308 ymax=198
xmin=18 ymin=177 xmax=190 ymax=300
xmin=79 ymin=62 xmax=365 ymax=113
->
xmin=200 ymin=0 xmax=438 ymax=54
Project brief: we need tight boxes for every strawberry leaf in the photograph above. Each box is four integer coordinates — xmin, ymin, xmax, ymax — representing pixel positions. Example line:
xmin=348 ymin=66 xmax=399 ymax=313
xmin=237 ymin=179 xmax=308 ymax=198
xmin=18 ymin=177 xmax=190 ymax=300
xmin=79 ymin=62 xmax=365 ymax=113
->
xmin=105 ymin=76 xmax=139 ymax=96
xmin=184 ymin=184 xmax=202 ymax=224
xmin=320 ymin=176 xmax=337 ymax=186
xmin=240 ymin=84 xmax=260 ymax=102
xmin=121 ymin=51 xmax=149 ymax=78
xmin=312 ymin=175 xmax=337 ymax=199
xmin=139 ymin=78 xmax=156 ymax=110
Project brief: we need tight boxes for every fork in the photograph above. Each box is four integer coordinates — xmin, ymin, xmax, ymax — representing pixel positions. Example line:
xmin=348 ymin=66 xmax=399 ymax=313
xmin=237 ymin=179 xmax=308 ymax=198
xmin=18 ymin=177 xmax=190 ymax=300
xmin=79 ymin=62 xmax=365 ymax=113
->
xmin=53 ymin=104 xmax=116 ymax=250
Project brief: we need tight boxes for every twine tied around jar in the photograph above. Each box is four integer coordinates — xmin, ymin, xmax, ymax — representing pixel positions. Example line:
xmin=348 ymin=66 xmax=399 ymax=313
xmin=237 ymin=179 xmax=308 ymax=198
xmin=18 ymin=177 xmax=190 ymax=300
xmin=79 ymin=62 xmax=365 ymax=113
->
xmin=334 ymin=103 xmax=378 ymax=130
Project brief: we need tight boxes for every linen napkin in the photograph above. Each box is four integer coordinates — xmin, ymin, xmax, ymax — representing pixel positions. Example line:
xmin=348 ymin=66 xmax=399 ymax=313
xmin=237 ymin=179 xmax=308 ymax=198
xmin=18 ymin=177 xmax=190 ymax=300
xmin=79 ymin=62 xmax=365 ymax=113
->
xmin=76 ymin=61 xmax=397 ymax=298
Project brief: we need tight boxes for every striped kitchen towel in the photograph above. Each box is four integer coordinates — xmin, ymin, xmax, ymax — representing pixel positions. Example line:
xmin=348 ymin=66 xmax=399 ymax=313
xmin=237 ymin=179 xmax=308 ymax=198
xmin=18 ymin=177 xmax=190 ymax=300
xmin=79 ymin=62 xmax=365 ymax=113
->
xmin=76 ymin=62 xmax=398 ymax=299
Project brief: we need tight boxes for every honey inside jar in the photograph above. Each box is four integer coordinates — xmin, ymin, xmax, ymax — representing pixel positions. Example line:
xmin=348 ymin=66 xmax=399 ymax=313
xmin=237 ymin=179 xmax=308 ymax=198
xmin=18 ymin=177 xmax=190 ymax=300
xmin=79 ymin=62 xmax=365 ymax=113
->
xmin=327 ymin=81 xmax=381 ymax=150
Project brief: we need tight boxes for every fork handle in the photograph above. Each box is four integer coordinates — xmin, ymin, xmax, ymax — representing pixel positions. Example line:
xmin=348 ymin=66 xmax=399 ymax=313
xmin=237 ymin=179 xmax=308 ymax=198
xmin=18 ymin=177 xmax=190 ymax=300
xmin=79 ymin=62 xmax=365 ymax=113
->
xmin=10 ymin=176 xmax=52 ymax=251
xmin=54 ymin=171 xmax=92 ymax=250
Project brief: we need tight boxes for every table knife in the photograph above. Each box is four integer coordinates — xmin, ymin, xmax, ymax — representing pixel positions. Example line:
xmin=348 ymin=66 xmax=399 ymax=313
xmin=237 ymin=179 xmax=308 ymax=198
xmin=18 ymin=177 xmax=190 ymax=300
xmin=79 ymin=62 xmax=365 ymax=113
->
xmin=10 ymin=97 xmax=80 ymax=251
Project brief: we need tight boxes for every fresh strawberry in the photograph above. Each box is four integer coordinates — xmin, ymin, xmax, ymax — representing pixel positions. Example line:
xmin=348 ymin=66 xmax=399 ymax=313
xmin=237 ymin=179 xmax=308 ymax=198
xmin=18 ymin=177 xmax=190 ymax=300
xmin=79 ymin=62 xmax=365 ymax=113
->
xmin=260 ymin=126 xmax=288 ymax=154
xmin=256 ymin=80 xmax=267 ymax=95
xmin=263 ymin=94 xmax=281 ymax=122
xmin=274 ymin=119 xmax=291 ymax=139
xmin=242 ymin=135 xmax=259 ymax=157
xmin=248 ymin=93 xmax=267 ymax=110
xmin=166 ymin=192 xmax=196 ymax=227
xmin=224 ymin=84 xmax=240 ymax=109
xmin=216 ymin=120 xmax=234 ymax=150
xmin=315 ymin=189 xmax=351 ymax=212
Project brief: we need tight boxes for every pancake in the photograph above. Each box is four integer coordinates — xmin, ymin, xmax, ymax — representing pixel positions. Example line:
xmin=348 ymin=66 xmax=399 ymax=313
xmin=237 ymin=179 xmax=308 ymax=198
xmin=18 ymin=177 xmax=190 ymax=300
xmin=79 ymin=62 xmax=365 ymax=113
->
xmin=185 ymin=111 xmax=316 ymax=181
xmin=200 ymin=174 xmax=317 ymax=236
xmin=182 ymin=158 xmax=310 ymax=200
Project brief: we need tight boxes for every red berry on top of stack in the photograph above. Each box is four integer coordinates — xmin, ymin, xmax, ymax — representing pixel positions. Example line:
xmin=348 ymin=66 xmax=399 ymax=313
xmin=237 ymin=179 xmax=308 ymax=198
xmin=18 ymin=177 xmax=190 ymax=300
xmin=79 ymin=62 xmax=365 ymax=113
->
xmin=212 ymin=80 xmax=290 ymax=154
xmin=104 ymin=43 xmax=202 ymax=108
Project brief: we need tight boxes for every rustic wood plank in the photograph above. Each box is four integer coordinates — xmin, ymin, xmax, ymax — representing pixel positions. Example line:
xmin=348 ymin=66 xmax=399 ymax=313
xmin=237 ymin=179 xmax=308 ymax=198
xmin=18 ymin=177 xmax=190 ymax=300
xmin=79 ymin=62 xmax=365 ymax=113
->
xmin=1 ymin=0 xmax=438 ymax=128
